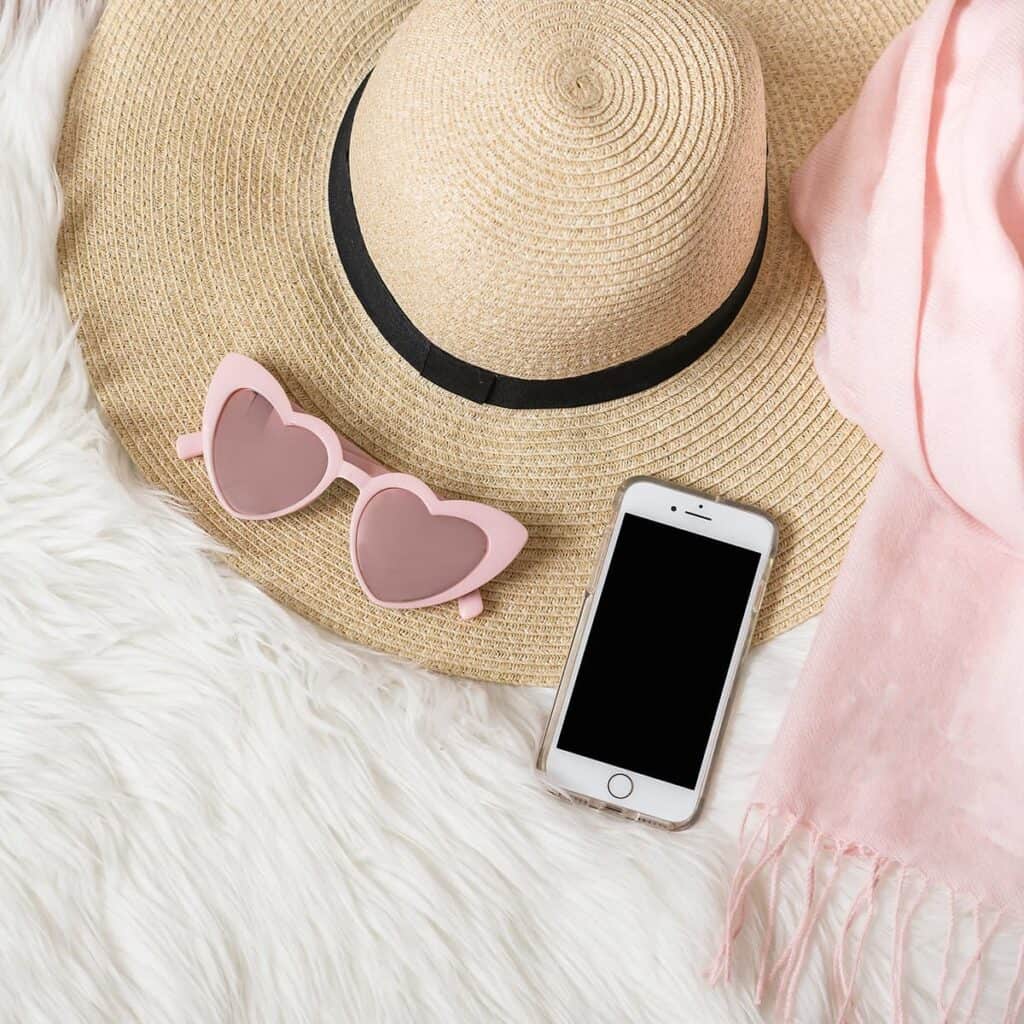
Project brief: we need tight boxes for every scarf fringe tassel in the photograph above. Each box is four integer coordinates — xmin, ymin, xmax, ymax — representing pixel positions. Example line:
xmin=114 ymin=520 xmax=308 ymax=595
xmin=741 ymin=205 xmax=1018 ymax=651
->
xmin=708 ymin=806 xmax=1024 ymax=1023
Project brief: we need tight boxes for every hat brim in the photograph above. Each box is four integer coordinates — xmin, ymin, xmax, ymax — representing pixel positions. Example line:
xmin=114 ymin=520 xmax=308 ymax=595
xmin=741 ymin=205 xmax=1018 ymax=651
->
xmin=57 ymin=0 xmax=922 ymax=684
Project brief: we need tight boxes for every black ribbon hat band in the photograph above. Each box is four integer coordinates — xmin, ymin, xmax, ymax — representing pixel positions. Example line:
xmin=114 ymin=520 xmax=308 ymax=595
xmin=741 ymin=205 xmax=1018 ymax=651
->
xmin=327 ymin=76 xmax=768 ymax=410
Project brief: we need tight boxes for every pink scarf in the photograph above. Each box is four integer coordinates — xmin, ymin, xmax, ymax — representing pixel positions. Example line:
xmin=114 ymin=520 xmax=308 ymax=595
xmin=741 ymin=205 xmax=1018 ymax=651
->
xmin=712 ymin=0 xmax=1024 ymax=1019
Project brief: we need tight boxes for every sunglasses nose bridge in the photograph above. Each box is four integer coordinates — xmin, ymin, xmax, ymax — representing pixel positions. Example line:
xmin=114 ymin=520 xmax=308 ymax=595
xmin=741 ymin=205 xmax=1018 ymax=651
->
xmin=336 ymin=459 xmax=372 ymax=491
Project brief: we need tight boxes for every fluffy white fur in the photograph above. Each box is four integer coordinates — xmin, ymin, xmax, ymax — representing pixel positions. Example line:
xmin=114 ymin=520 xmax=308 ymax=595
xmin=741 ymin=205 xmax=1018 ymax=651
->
xmin=1 ymin=3 xmax=1016 ymax=1021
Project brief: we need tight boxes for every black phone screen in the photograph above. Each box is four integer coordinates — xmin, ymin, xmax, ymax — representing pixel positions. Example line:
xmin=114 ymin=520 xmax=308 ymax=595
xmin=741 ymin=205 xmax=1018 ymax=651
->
xmin=556 ymin=513 xmax=762 ymax=789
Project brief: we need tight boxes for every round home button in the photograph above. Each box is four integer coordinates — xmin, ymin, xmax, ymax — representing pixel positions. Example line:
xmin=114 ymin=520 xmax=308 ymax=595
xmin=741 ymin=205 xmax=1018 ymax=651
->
xmin=607 ymin=773 xmax=634 ymax=800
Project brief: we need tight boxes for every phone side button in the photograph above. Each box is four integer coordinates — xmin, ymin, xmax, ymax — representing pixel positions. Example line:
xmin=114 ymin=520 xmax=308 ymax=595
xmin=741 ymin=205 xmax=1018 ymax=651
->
xmin=607 ymin=773 xmax=634 ymax=800
xmin=567 ymin=591 xmax=591 ymax=648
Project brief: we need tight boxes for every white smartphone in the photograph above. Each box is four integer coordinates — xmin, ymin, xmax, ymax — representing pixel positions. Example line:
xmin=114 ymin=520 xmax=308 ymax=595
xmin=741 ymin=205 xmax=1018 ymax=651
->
xmin=536 ymin=477 xmax=776 ymax=830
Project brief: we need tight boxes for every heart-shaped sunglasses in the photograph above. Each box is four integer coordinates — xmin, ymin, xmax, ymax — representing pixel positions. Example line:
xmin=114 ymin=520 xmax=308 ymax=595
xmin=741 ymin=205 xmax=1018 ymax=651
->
xmin=176 ymin=354 xmax=528 ymax=619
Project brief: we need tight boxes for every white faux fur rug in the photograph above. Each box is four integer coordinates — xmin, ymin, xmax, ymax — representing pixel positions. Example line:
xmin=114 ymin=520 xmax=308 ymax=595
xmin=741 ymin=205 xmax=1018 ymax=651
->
xmin=1 ymin=3 xmax=1016 ymax=1022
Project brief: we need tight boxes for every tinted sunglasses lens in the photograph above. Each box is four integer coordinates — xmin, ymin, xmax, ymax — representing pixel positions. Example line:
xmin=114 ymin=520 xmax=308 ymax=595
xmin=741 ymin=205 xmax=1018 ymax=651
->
xmin=212 ymin=390 xmax=328 ymax=516
xmin=354 ymin=488 xmax=487 ymax=602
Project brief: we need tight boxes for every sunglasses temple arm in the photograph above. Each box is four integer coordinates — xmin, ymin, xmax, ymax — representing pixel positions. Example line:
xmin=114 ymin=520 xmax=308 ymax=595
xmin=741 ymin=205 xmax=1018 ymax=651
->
xmin=175 ymin=431 xmax=204 ymax=460
xmin=458 ymin=590 xmax=483 ymax=620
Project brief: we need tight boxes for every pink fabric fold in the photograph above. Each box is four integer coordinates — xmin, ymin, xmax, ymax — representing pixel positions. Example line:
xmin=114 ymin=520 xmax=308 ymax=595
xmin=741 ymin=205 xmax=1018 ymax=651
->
xmin=713 ymin=1 xmax=1024 ymax=1018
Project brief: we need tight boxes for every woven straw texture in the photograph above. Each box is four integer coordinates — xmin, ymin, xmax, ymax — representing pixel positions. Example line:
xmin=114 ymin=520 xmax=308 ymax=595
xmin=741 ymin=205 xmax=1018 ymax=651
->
xmin=57 ymin=0 xmax=922 ymax=685
xmin=350 ymin=0 xmax=767 ymax=378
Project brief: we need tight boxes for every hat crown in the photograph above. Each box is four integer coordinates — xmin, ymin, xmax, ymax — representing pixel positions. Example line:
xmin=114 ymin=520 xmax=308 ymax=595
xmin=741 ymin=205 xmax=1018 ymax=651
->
xmin=349 ymin=0 xmax=767 ymax=384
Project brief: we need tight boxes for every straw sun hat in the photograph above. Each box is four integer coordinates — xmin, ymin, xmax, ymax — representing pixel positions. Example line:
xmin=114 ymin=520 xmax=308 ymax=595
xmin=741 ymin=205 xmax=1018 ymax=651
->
xmin=58 ymin=0 xmax=922 ymax=685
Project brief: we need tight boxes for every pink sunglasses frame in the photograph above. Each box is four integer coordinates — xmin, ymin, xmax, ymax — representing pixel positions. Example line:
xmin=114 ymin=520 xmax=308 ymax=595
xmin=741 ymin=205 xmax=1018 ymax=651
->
xmin=176 ymin=354 xmax=528 ymax=619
